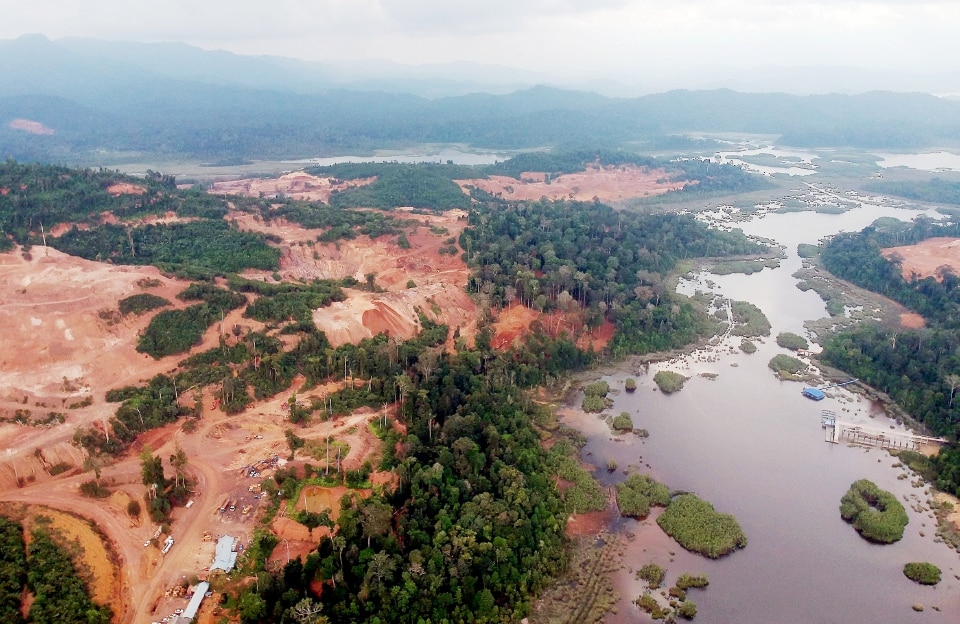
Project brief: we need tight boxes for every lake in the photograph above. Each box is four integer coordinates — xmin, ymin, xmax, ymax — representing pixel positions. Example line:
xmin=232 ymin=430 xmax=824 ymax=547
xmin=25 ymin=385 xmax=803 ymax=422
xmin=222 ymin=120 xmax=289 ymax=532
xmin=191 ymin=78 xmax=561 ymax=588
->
xmin=563 ymin=197 xmax=960 ymax=622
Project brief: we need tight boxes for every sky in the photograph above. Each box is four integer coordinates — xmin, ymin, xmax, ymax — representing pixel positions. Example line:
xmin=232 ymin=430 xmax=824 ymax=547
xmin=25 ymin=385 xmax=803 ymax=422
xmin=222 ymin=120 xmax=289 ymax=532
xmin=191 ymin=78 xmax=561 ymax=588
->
xmin=3 ymin=0 xmax=958 ymax=81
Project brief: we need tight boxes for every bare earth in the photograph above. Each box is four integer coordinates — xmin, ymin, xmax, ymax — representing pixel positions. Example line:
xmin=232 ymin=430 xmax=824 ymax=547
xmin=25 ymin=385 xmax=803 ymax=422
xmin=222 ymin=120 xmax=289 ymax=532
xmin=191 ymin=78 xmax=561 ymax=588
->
xmin=211 ymin=172 xmax=375 ymax=202
xmin=8 ymin=118 xmax=54 ymax=135
xmin=880 ymin=237 xmax=960 ymax=328
xmin=882 ymin=237 xmax=960 ymax=281
xmin=457 ymin=164 xmax=690 ymax=202
xmin=231 ymin=208 xmax=477 ymax=347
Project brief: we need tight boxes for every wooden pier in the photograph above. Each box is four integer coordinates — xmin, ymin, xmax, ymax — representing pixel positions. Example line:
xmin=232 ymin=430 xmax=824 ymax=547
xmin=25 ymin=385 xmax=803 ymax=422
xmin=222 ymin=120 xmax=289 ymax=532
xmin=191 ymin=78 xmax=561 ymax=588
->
xmin=821 ymin=411 xmax=948 ymax=450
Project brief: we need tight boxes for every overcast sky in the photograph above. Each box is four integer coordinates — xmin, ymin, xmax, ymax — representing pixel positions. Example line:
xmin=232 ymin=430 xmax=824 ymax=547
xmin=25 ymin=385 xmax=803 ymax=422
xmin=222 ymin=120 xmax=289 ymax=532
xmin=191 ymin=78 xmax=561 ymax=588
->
xmin=3 ymin=0 xmax=958 ymax=79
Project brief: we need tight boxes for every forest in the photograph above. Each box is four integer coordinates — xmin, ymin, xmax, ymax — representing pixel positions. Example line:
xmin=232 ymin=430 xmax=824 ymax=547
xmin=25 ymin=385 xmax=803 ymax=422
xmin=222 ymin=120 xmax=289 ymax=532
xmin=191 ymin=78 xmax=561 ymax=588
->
xmin=819 ymin=216 xmax=960 ymax=495
xmin=6 ymin=38 xmax=960 ymax=162
xmin=865 ymin=178 xmax=960 ymax=206
xmin=460 ymin=195 xmax=767 ymax=357
xmin=0 ymin=515 xmax=112 ymax=624
xmin=3 ymin=159 xmax=771 ymax=621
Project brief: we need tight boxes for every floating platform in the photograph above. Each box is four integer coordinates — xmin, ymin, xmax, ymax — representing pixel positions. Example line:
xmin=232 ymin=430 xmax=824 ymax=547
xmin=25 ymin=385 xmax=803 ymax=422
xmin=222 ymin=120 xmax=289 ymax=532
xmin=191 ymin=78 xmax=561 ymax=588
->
xmin=802 ymin=387 xmax=826 ymax=401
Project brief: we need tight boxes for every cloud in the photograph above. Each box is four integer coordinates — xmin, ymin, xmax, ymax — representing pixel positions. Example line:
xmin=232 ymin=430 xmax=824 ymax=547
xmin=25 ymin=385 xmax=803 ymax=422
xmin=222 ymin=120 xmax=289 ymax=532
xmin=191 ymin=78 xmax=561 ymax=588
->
xmin=0 ymin=0 xmax=957 ymax=76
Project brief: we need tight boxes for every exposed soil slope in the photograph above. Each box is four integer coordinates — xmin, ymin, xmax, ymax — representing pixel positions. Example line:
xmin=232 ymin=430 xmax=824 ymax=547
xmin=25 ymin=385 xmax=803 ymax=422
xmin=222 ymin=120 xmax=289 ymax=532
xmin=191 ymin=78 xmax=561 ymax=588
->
xmin=211 ymin=171 xmax=375 ymax=202
xmin=882 ymin=237 xmax=960 ymax=281
xmin=458 ymin=164 xmax=690 ymax=202
xmin=232 ymin=208 xmax=476 ymax=347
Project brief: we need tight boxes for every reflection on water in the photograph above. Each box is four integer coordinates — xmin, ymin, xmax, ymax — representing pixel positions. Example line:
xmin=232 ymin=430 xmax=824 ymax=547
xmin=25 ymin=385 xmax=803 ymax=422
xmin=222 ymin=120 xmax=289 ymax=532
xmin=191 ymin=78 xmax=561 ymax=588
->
xmin=877 ymin=151 xmax=960 ymax=172
xmin=566 ymin=201 xmax=960 ymax=622
xmin=284 ymin=146 xmax=515 ymax=167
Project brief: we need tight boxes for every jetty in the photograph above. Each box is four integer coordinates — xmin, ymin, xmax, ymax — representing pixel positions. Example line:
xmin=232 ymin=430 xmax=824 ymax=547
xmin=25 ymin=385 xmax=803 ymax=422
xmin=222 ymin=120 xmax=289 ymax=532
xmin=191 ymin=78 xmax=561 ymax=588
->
xmin=820 ymin=411 xmax=948 ymax=450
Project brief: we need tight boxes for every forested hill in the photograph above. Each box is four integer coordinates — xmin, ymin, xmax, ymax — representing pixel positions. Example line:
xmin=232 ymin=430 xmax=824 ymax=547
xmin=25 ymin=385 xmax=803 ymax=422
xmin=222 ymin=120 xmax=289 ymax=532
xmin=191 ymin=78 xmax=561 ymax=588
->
xmin=3 ymin=36 xmax=960 ymax=162
xmin=818 ymin=217 xmax=960 ymax=497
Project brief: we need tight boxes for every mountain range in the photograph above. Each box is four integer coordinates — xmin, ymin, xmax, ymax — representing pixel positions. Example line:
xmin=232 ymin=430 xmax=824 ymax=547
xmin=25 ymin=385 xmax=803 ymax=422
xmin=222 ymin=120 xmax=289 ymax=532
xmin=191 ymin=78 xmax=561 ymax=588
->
xmin=2 ymin=34 xmax=960 ymax=164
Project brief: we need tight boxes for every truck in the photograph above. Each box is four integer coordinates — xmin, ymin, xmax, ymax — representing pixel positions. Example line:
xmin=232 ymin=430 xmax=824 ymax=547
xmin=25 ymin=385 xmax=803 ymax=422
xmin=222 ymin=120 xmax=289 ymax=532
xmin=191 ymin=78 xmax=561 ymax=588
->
xmin=219 ymin=497 xmax=230 ymax=513
xmin=162 ymin=536 xmax=175 ymax=554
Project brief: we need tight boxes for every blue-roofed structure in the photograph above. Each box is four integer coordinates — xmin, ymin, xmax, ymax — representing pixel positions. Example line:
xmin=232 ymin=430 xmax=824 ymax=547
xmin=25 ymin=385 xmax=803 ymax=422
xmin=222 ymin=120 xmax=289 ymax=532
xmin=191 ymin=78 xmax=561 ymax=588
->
xmin=802 ymin=387 xmax=826 ymax=401
xmin=182 ymin=581 xmax=210 ymax=621
xmin=211 ymin=535 xmax=238 ymax=572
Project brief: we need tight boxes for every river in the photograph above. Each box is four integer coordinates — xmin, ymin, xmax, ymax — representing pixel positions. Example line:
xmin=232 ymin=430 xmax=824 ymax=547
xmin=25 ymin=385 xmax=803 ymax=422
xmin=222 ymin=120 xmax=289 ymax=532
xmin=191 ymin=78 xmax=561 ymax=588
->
xmin=563 ymin=194 xmax=960 ymax=622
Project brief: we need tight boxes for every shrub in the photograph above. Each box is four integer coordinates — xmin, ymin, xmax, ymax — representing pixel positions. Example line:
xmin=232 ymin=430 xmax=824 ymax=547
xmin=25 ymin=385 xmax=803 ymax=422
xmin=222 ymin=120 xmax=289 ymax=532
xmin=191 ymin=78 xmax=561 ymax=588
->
xmin=48 ymin=462 xmax=72 ymax=476
xmin=118 ymin=293 xmax=171 ymax=316
xmin=637 ymin=563 xmax=666 ymax=589
xmin=634 ymin=593 xmax=667 ymax=619
xmin=654 ymin=370 xmax=687 ymax=394
xmin=612 ymin=412 xmax=634 ymax=431
xmin=625 ymin=377 xmax=637 ymax=392
xmin=582 ymin=394 xmax=607 ymax=413
xmin=657 ymin=494 xmax=747 ymax=558
xmin=616 ymin=475 xmax=671 ymax=518
xmin=583 ymin=381 xmax=610 ymax=397
xmin=903 ymin=562 xmax=941 ymax=585
xmin=127 ymin=499 xmax=142 ymax=518
xmin=839 ymin=479 xmax=908 ymax=544
xmin=79 ymin=479 xmax=111 ymax=498
xmin=776 ymin=332 xmax=809 ymax=351
xmin=739 ymin=339 xmax=757 ymax=354
xmin=675 ymin=573 xmax=709 ymax=590
xmin=676 ymin=601 xmax=698 ymax=619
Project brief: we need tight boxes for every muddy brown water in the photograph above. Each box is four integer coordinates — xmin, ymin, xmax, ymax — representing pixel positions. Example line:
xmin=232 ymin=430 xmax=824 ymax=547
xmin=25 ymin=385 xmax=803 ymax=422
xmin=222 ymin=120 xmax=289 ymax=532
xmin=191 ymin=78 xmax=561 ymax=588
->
xmin=565 ymin=201 xmax=960 ymax=623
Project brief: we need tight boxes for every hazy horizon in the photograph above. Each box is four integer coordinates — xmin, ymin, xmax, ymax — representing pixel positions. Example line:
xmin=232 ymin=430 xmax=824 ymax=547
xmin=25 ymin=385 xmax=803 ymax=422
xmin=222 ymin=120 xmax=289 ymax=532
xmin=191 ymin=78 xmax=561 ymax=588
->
xmin=3 ymin=1 xmax=960 ymax=96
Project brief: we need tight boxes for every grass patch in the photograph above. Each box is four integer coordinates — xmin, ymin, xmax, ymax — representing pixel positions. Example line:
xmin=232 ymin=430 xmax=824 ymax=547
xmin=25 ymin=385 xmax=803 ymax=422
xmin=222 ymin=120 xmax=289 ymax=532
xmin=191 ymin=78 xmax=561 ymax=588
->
xmin=768 ymin=354 xmax=806 ymax=376
xmin=711 ymin=259 xmax=779 ymax=275
xmin=653 ymin=370 xmax=687 ymax=394
xmin=616 ymin=475 xmax=671 ymax=519
xmin=657 ymin=494 xmax=747 ymax=558
xmin=775 ymin=332 xmax=809 ymax=351
xmin=903 ymin=562 xmax=941 ymax=585
xmin=730 ymin=300 xmax=771 ymax=337
xmin=636 ymin=563 xmax=665 ymax=589
xmin=611 ymin=412 xmax=634 ymax=432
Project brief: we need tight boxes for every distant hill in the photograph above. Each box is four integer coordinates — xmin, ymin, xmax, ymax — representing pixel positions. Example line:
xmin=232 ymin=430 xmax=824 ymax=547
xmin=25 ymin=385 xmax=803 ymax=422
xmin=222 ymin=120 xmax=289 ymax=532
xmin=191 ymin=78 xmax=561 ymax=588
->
xmin=2 ymin=35 xmax=960 ymax=163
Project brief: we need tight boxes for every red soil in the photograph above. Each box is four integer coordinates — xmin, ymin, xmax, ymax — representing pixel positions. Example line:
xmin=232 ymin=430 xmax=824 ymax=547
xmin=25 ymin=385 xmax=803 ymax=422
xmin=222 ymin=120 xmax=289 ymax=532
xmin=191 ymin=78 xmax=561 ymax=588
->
xmin=231 ymin=208 xmax=477 ymax=348
xmin=106 ymin=183 xmax=146 ymax=196
xmin=883 ymin=237 xmax=960 ymax=282
xmin=457 ymin=164 xmax=691 ymax=203
xmin=491 ymin=304 xmax=614 ymax=352
xmin=899 ymin=313 xmax=926 ymax=329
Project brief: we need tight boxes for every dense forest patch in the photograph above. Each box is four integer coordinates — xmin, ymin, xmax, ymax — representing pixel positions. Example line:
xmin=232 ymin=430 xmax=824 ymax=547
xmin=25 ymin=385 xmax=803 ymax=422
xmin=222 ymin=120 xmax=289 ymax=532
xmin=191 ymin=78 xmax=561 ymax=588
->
xmin=818 ymin=216 xmax=960 ymax=495
xmin=865 ymin=178 xmax=960 ymax=206
xmin=616 ymin=475 xmax=671 ymax=518
xmin=462 ymin=196 xmax=766 ymax=358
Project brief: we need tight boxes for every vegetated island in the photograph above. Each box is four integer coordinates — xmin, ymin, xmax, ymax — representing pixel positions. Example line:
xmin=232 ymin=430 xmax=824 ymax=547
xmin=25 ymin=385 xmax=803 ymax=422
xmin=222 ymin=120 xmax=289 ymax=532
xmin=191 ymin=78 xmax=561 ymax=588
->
xmin=656 ymin=493 xmax=748 ymax=558
xmin=839 ymin=479 xmax=909 ymax=544
xmin=654 ymin=370 xmax=688 ymax=394
xmin=902 ymin=562 xmax=941 ymax=585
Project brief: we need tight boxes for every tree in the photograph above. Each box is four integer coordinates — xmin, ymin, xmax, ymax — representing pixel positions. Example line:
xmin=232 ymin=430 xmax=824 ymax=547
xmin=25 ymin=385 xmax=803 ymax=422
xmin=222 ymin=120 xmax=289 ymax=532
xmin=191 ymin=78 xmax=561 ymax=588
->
xmin=170 ymin=443 xmax=188 ymax=490
xmin=291 ymin=597 xmax=327 ymax=624
xmin=140 ymin=448 xmax=165 ymax=490
xmin=359 ymin=499 xmax=392 ymax=548
xmin=239 ymin=591 xmax=266 ymax=622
